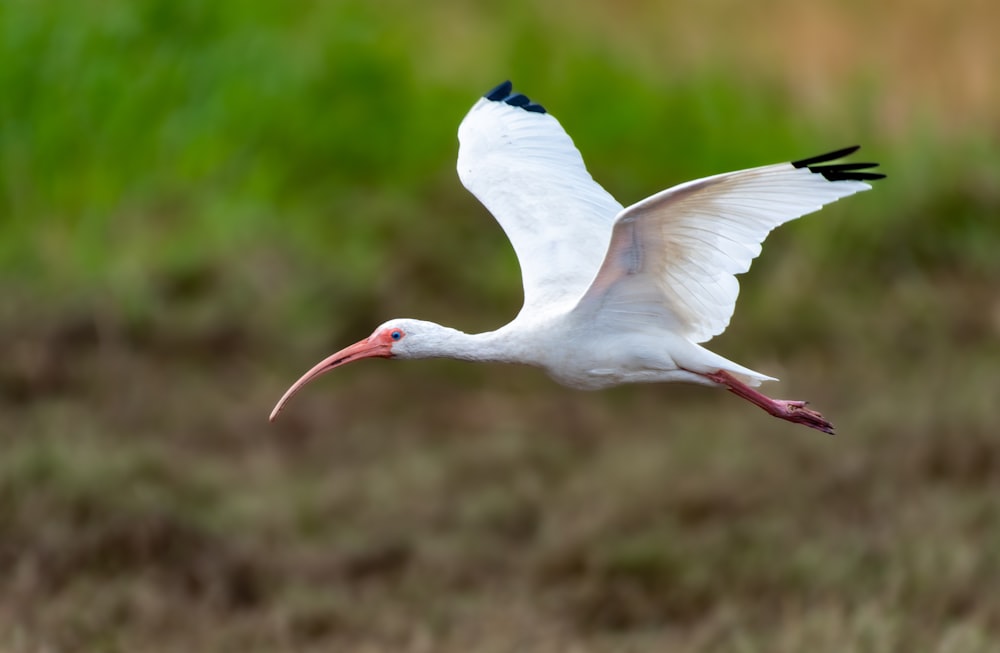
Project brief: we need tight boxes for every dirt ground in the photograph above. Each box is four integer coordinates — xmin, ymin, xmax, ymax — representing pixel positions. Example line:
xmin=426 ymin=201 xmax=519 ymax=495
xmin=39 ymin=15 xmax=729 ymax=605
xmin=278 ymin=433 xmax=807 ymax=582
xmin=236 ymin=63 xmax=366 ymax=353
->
xmin=2 ymin=272 xmax=998 ymax=652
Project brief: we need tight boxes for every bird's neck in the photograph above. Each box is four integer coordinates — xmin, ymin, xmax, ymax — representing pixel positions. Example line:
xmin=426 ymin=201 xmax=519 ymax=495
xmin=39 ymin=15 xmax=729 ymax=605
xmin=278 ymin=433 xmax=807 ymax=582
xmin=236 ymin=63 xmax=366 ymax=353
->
xmin=423 ymin=324 xmax=522 ymax=364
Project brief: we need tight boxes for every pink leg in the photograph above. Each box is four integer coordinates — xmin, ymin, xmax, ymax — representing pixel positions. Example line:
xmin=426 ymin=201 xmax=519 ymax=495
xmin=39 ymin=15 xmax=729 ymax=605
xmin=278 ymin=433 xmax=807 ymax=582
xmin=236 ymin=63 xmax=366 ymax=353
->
xmin=703 ymin=370 xmax=835 ymax=435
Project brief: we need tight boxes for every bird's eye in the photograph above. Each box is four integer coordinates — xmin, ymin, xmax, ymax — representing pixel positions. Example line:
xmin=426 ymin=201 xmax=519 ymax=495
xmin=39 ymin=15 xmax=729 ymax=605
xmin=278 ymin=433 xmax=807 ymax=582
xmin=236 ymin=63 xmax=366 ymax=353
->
xmin=390 ymin=329 xmax=403 ymax=341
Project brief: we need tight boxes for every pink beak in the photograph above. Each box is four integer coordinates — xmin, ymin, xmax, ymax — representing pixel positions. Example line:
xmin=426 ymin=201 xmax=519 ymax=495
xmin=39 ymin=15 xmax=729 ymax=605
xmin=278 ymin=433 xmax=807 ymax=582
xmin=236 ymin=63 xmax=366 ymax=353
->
xmin=269 ymin=337 xmax=393 ymax=422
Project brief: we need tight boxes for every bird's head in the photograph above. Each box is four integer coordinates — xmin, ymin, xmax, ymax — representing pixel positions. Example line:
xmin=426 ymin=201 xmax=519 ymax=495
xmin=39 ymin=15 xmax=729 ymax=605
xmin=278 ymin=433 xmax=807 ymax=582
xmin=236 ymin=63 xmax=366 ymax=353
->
xmin=269 ymin=318 xmax=444 ymax=421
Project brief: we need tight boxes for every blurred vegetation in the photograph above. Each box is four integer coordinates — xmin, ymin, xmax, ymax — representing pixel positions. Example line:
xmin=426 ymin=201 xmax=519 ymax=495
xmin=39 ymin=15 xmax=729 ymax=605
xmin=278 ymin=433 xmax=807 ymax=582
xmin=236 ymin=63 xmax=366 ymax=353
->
xmin=1 ymin=0 xmax=999 ymax=651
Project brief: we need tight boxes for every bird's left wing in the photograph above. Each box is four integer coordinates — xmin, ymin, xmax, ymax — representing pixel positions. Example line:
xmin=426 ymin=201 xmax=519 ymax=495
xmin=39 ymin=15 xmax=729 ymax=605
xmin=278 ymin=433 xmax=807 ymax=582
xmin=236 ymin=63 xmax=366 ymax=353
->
xmin=457 ymin=81 xmax=624 ymax=314
xmin=575 ymin=147 xmax=884 ymax=343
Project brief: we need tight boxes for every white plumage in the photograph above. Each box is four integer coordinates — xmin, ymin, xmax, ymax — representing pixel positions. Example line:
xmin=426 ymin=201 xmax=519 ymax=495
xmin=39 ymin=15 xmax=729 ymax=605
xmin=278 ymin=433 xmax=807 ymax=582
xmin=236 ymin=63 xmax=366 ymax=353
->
xmin=271 ymin=81 xmax=884 ymax=433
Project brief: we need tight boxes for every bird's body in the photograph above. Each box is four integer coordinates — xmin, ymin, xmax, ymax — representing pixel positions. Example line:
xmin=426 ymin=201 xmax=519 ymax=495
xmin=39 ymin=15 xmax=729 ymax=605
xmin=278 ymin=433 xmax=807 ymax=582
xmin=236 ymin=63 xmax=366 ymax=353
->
xmin=271 ymin=81 xmax=884 ymax=433
xmin=370 ymin=316 xmax=734 ymax=390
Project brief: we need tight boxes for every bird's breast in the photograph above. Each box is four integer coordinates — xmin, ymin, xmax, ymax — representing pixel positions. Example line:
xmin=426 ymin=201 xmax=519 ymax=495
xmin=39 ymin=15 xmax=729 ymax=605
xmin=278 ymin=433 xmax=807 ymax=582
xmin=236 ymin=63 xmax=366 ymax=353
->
xmin=532 ymin=333 xmax=685 ymax=390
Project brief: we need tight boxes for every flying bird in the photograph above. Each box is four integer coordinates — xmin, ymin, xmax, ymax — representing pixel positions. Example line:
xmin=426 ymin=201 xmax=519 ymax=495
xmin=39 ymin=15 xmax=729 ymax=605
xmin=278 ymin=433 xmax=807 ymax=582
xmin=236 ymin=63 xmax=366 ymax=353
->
xmin=270 ymin=81 xmax=884 ymax=433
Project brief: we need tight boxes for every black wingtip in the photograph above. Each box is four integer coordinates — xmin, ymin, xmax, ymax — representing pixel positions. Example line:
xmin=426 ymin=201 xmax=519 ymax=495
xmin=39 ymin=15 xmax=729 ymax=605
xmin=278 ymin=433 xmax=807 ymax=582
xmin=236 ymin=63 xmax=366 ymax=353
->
xmin=482 ymin=80 xmax=547 ymax=114
xmin=505 ymin=93 xmax=530 ymax=107
xmin=792 ymin=146 xmax=885 ymax=182
xmin=485 ymin=80 xmax=512 ymax=101
xmin=822 ymin=170 xmax=887 ymax=182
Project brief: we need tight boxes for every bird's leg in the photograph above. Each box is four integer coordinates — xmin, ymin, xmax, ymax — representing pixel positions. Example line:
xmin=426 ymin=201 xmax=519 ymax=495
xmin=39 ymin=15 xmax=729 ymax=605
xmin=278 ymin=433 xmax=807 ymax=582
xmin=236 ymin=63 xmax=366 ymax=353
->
xmin=703 ymin=370 xmax=835 ymax=435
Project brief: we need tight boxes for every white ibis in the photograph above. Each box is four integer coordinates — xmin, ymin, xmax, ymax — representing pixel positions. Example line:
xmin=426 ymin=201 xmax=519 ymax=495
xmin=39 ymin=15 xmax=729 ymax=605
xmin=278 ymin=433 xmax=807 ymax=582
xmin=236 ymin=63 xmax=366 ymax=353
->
xmin=270 ymin=81 xmax=884 ymax=433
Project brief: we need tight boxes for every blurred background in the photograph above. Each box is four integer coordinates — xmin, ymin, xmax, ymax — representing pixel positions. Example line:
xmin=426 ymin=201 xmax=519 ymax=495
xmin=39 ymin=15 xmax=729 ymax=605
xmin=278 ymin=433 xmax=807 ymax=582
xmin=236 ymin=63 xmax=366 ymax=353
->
xmin=1 ymin=0 xmax=998 ymax=651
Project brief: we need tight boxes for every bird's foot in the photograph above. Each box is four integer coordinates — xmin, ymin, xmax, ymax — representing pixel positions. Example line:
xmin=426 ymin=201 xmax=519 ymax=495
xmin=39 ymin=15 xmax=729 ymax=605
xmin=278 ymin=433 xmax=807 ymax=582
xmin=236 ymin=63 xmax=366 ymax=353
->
xmin=703 ymin=370 xmax=835 ymax=435
xmin=768 ymin=399 xmax=835 ymax=435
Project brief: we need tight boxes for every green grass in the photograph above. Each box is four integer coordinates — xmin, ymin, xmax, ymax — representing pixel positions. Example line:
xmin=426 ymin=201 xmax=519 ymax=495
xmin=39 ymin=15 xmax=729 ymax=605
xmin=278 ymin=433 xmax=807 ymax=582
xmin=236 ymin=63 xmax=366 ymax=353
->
xmin=2 ymin=0 xmax=999 ymax=651
xmin=4 ymin=0 xmax=996 ymax=311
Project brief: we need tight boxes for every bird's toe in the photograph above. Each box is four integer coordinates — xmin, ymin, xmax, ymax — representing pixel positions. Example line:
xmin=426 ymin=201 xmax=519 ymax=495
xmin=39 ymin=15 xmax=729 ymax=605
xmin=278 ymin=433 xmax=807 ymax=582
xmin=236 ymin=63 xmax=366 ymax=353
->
xmin=790 ymin=405 xmax=835 ymax=435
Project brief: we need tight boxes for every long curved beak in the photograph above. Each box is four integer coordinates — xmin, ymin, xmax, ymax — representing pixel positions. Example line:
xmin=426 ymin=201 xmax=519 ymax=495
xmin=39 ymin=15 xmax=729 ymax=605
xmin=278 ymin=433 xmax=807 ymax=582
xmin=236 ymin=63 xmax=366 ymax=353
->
xmin=269 ymin=338 xmax=392 ymax=422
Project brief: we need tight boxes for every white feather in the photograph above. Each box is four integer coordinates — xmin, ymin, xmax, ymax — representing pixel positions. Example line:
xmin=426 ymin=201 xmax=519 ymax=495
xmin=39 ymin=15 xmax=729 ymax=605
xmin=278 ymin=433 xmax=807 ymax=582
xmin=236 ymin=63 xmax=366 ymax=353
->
xmin=575 ymin=164 xmax=872 ymax=343
xmin=457 ymin=97 xmax=623 ymax=314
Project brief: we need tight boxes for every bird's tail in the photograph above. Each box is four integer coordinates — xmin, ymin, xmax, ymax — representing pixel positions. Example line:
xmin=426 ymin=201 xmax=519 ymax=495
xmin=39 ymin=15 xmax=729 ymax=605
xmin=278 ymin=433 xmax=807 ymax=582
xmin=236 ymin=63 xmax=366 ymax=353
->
xmin=680 ymin=344 xmax=778 ymax=388
xmin=723 ymin=365 xmax=777 ymax=388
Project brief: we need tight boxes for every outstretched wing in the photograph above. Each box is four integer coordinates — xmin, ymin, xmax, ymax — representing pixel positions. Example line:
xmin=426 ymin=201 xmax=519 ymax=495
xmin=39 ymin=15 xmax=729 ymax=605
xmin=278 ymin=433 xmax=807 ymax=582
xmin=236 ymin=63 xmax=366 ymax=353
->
xmin=575 ymin=147 xmax=884 ymax=343
xmin=457 ymin=81 xmax=624 ymax=314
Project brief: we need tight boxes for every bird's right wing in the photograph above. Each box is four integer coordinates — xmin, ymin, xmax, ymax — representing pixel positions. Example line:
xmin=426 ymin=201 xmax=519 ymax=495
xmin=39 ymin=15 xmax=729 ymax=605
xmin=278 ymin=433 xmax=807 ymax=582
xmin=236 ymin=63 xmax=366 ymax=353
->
xmin=457 ymin=81 xmax=624 ymax=314
xmin=575 ymin=147 xmax=884 ymax=343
